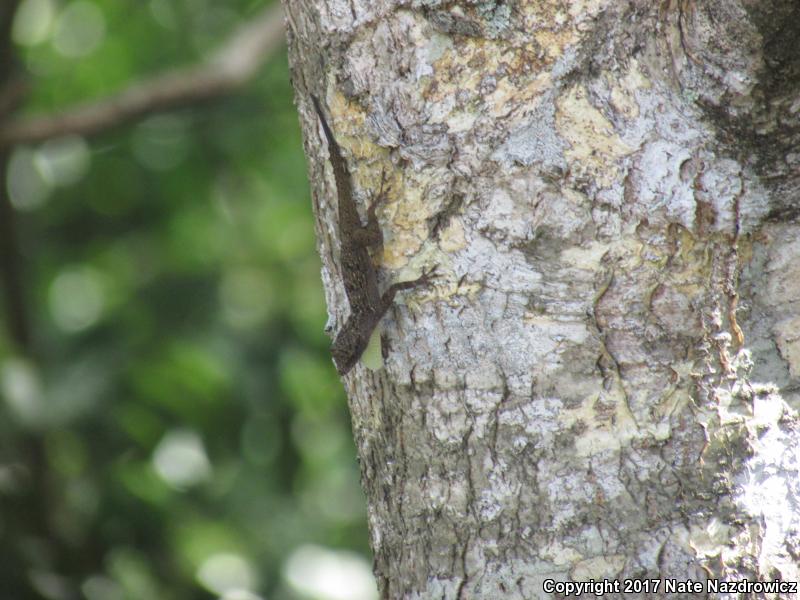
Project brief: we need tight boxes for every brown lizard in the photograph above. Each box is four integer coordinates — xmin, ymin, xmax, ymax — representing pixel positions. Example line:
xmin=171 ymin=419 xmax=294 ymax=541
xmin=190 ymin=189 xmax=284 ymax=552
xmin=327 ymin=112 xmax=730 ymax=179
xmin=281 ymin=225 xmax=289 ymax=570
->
xmin=311 ymin=95 xmax=436 ymax=375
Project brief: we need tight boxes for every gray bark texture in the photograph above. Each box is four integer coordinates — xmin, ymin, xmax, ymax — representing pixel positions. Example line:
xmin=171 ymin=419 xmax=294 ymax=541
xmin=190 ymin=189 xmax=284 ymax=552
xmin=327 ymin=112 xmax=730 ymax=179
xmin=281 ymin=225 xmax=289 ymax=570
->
xmin=282 ymin=0 xmax=800 ymax=598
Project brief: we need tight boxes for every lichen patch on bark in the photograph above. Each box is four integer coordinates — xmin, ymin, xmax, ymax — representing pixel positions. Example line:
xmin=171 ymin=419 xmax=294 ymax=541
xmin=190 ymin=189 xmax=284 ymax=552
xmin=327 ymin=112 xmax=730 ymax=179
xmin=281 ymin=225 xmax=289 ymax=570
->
xmin=555 ymin=85 xmax=633 ymax=188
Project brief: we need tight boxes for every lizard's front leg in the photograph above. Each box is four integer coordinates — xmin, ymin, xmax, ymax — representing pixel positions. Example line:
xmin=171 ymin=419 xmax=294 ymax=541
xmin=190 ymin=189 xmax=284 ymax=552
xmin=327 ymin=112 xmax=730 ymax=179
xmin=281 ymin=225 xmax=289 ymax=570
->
xmin=376 ymin=266 xmax=439 ymax=315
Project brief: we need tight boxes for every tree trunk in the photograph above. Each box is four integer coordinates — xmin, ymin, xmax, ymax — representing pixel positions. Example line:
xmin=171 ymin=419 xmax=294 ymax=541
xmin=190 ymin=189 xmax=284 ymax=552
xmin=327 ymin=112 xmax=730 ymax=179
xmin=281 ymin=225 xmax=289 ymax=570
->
xmin=283 ymin=1 xmax=800 ymax=597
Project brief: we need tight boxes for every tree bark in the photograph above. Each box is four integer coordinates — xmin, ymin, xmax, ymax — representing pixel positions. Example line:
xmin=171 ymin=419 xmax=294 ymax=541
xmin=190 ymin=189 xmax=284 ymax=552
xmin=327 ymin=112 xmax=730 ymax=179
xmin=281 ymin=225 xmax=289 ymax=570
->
xmin=283 ymin=1 xmax=800 ymax=597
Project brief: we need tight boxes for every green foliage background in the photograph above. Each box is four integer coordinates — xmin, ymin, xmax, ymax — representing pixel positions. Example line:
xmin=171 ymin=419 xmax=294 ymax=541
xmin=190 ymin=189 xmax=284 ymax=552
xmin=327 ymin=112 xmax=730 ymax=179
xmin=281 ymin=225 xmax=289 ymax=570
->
xmin=0 ymin=1 xmax=370 ymax=598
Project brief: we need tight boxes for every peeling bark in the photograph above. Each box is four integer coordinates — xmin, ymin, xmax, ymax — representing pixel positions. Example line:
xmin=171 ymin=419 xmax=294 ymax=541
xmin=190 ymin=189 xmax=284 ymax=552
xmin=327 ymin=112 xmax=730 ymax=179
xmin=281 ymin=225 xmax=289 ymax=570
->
xmin=283 ymin=1 xmax=800 ymax=598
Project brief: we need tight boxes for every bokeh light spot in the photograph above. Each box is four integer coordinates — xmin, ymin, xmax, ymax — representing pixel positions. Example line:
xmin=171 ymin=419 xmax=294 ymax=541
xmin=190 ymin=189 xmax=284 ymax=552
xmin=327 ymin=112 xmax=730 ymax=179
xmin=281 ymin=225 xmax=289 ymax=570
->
xmin=82 ymin=575 xmax=125 ymax=600
xmin=7 ymin=147 xmax=53 ymax=211
xmin=196 ymin=553 xmax=258 ymax=596
xmin=284 ymin=545 xmax=378 ymax=600
xmin=48 ymin=266 xmax=106 ymax=332
xmin=52 ymin=1 xmax=106 ymax=58
xmin=35 ymin=136 xmax=91 ymax=187
xmin=220 ymin=590 xmax=264 ymax=600
xmin=152 ymin=429 xmax=211 ymax=489
xmin=12 ymin=0 xmax=56 ymax=46
xmin=1 ymin=358 xmax=46 ymax=427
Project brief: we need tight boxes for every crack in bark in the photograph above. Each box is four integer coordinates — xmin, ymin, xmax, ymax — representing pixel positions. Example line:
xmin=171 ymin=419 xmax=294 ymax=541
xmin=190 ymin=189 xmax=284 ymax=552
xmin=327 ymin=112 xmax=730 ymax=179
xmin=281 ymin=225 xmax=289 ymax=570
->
xmin=592 ymin=268 xmax=640 ymax=429
xmin=456 ymin=422 xmax=477 ymax=599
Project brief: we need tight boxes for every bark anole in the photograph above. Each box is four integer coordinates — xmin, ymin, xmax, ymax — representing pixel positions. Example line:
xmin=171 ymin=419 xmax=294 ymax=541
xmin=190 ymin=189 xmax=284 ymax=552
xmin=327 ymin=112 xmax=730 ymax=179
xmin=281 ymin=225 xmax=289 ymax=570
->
xmin=311 ymin=96 xmax=436 ymax=375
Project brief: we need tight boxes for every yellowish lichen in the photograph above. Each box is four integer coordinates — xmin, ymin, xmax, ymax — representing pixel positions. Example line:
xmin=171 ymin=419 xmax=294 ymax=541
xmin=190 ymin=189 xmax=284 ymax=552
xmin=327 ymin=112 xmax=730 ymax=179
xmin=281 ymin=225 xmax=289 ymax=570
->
xmin=608 ymin=59 xmax=651 ymax=120
xmin=571 ymin=555 xmax=626 ymax=581
xmin=540 ymin=540 xmax=583 ymax=566
xmin=419 ymin=0 xmax=600 ymax=123
xmin=438 ymin=217 xmax=467 ymax=253
xmin=570 ymin=391 xmax=641 ymax=457
xmin=556 ymin=85 xmax=634 ymax=188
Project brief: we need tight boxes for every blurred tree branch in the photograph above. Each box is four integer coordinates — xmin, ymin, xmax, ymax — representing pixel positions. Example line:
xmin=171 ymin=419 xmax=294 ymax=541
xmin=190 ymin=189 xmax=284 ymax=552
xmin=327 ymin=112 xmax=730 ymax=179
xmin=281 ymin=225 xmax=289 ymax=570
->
xmin=0 ymin=78 xmax=28 ymax=117
xmin=0 ymin=2 xmax=285 ymax=148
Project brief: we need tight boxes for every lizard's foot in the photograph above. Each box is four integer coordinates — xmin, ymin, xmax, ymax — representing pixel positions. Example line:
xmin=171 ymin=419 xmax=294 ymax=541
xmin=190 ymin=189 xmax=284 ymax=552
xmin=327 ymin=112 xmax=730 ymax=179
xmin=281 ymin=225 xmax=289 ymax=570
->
xmin=414 ymin=265 xmax=439 ymax=287
xmin=368 ymin=169 xmax=392 ymax=214
xmin=379 ymin=168 xmax=390 ymax=194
